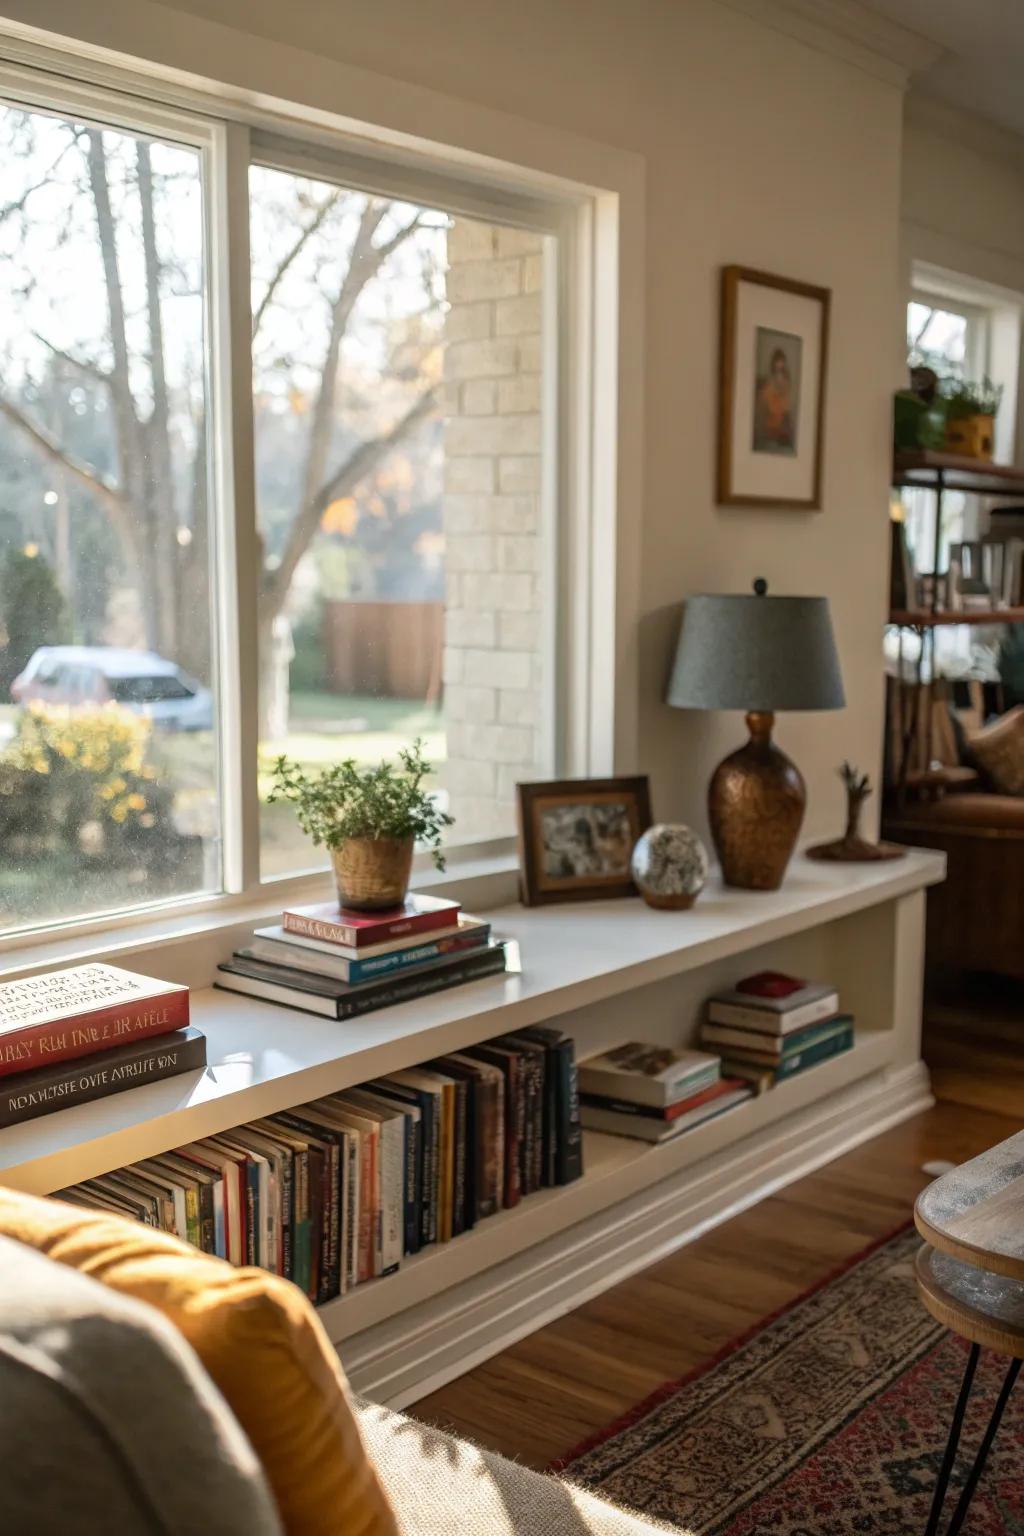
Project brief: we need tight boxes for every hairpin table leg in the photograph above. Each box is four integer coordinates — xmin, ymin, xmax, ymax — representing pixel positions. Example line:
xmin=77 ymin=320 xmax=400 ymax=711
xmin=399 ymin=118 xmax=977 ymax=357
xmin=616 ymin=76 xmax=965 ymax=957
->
xmin=943 ymin=1355 xmax=1021 ymax=1536
xmin=924 ymin=1343 xmax=979 ymax=1536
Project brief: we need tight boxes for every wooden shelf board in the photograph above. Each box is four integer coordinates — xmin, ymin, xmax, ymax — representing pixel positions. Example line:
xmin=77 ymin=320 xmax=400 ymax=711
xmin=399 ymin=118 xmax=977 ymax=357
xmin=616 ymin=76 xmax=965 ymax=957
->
xmin=893 ymin=450 xmax=1024 ymax=495
xmin=324 ymin=1031 xmax=896 ymax=1341
xmin=889 ymin=607 xmax=1024 ymax=628
xmin=0 ymin=849 xmax=943 ymax=1197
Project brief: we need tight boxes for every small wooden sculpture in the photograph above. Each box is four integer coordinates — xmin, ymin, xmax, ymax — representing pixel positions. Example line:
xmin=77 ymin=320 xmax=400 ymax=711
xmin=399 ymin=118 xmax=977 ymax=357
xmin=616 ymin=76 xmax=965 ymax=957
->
xmin=806 ymin=762 xmax=905 ymax=863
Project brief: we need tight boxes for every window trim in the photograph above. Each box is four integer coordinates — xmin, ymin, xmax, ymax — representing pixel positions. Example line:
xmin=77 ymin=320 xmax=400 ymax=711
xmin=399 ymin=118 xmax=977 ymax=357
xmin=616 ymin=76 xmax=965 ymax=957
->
xmin=0 ymin=35 xmax=639 ymax=965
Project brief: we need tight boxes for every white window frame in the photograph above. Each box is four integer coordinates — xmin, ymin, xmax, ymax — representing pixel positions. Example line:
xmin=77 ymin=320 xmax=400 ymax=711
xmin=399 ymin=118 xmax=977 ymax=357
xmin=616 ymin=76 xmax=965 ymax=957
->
xmin=907 ymin=288 xmax=989 ymax=380
xmin=0 ymin=38 xmax=637 ymax=974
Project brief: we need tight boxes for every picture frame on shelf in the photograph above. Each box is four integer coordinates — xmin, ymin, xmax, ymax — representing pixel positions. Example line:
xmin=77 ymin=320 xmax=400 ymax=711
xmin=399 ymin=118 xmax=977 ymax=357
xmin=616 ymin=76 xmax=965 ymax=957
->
xmin=515 ymin=776 xmax=653 ymax=907
xmin=717 ymin=265 xmax=831 ymax=509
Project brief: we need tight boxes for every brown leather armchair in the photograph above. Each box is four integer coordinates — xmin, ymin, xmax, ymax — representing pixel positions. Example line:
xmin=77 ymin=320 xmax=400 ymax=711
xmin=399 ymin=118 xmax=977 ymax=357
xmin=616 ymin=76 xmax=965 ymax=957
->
xmin=885 ymin=793 xmax=1024 ymax=979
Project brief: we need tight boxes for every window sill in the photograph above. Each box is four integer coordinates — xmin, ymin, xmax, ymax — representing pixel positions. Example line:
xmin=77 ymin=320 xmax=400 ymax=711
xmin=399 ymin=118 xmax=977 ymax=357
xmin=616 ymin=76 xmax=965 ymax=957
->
xmin=0 ymin=847 xmax=522 ymax=988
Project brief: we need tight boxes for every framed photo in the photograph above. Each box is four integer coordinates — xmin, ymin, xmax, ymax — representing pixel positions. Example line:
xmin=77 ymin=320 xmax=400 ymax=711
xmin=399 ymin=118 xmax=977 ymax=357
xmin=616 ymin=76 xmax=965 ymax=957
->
xmin=717 ymin=265 xmax=831 ymax=509
xmin=515 ymin=776 xmax=652 ymax=907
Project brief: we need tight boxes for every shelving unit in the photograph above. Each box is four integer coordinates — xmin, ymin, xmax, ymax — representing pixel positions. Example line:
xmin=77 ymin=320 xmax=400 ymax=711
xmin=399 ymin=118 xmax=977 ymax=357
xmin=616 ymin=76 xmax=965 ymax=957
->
xmin=0 ymin=848 xmax=945 ymax=1404
xmin=889 ymin=451 xmax=1024 ymax=796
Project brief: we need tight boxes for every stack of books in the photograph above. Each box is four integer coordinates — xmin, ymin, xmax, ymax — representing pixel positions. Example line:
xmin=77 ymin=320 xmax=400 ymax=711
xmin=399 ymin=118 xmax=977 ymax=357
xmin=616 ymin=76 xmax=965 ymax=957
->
xmin=215 ymin=893 xmax=508 ymax=1018
xmin=55 ymin=1023 xmax=582 ymax=1302
xmin=577 ymin=1041 xmax=752 ymax=1144
xmin=0 ymin=963 xmax=204 ymax=1128
xmin=701 ymin=971 xmax=854 ymax=1091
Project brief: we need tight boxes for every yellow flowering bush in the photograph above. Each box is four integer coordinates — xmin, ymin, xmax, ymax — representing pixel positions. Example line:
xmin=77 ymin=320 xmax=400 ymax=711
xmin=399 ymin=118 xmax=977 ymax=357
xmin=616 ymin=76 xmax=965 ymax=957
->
xmin=2 ymin=703 xmax=163 ymax=844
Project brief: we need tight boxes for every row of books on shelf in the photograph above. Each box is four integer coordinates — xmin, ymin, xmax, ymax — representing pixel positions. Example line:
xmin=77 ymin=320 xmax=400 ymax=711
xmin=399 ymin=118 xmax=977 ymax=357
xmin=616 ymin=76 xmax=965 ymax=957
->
xmin=577 ymin=972 xmax=854 ymax=1145
xmin=52 ymin=1023 xmax=583 ymax=1304
xmin=215 ymin=892 xmax=509 ymax=1018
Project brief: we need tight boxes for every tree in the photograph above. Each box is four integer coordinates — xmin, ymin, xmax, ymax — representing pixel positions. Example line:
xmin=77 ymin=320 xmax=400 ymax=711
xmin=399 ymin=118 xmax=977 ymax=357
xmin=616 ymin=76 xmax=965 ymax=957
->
xmin=0 ymin=108 xmax=441 ymax=725
xmin=0 ymin=548 xmax=70 ymax=691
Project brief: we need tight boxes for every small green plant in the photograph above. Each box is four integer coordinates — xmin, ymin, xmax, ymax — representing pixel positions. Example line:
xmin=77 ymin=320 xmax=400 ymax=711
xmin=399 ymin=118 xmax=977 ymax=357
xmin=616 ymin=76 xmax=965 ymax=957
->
xmin=940 ymin=375 xmax=1003 ymax=419
xmin=267 ymin=738 xmax=454 ymax=870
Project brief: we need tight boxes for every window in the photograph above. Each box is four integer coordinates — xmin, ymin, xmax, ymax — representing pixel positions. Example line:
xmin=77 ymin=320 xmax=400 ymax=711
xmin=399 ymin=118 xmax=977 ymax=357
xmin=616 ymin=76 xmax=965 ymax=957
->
xmin=249 ymin=163 xmax=554 ymax=878
xmin=0 ymin=94 xmax=218 ymax=936
xmin=0 ymin=62 xmax=574 ymax=940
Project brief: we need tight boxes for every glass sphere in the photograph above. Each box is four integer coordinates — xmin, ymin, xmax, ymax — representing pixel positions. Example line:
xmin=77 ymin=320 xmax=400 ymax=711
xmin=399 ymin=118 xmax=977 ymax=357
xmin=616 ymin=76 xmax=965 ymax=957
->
xmin=631 ymin=823 xmax=709 ymax=909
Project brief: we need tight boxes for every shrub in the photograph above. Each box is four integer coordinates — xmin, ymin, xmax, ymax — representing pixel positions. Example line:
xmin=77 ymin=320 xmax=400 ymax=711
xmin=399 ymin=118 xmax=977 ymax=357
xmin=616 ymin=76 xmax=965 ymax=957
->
xmin=0 ymin=548 xmax=70 ymax=692
xmin=3 ymin=702 xmax=166 ymax=849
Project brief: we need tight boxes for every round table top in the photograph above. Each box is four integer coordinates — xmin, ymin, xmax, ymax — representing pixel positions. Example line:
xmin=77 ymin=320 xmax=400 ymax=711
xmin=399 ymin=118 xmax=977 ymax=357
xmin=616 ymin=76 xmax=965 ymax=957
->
xmin=916 ymin=1129 xmax=1024 ymax=1282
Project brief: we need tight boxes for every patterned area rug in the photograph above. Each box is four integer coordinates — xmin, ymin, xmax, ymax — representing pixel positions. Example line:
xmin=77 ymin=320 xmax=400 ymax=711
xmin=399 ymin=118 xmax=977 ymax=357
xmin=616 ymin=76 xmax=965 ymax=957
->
xmin=556 ymin=1226 xmax=1024 ymax=1534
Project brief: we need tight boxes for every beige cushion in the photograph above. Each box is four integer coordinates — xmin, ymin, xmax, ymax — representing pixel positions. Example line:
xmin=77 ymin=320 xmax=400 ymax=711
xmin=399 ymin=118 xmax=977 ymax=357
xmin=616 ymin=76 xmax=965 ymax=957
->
xmin=357 ymin=1401 xmax=679 ymax=1536
xmin=967 ymin=706 xmax=1024 ymax=795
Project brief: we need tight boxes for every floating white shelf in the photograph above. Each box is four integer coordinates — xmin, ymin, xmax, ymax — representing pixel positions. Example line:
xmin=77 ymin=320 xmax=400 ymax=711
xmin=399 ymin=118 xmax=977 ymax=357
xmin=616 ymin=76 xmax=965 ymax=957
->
xmin=0 ymin=848 xmax=944 ymax=1400
xmin=0 ymin=848 xmax=943 ymax=1196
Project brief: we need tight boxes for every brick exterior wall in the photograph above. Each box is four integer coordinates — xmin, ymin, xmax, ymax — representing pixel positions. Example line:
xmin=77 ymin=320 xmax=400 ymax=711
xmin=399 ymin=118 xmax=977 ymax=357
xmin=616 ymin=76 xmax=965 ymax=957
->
xmin=441 ymin=221 xmax=547 ymax=841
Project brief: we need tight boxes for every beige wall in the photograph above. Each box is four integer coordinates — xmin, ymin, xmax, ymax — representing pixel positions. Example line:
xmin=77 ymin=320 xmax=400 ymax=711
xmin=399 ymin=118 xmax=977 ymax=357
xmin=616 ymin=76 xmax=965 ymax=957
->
xmin=4 ymin=0 xmax=909 ymax=845
xmin=903 ymin=94 xmax=1024 ymax=296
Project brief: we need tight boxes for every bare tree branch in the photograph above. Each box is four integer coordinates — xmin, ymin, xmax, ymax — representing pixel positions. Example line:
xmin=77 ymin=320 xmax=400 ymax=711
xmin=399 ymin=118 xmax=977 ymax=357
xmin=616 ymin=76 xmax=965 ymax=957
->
xmin=263 ymin=385 xmax=436 ymax=615
xmin=33 ymin=332 xmax=112 ymax=389
xmin=0 ymin=129 xmax=86 ymax=228
xmin=0 ymin=393 xmax=130 ymax=527
xmin=252 ymin=192 xmax=341 ymax=338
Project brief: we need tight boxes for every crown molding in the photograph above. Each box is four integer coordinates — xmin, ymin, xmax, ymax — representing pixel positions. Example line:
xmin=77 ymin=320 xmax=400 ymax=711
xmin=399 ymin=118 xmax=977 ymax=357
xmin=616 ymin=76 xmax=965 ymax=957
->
xmin=718 ymin=0 xmax=943 ymax=88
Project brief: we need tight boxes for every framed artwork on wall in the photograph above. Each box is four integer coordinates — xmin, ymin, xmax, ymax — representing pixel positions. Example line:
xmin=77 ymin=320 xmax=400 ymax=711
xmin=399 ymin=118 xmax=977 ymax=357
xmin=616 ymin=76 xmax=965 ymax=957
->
xmin=515 ymin=776 xmax=652 ymax=906
xmin=717 ymin=265 xmax=831 ymax=509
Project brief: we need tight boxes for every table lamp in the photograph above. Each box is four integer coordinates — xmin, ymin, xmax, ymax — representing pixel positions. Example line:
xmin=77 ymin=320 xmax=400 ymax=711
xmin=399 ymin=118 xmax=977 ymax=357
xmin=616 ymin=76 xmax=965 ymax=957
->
xmin=666 ymin=578 xmax=845 ymax=890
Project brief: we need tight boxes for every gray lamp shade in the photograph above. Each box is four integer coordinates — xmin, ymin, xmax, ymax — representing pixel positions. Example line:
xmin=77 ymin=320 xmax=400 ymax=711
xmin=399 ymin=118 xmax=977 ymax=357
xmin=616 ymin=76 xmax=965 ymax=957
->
xmin=667 ymin=590 xmax=845 ymax=713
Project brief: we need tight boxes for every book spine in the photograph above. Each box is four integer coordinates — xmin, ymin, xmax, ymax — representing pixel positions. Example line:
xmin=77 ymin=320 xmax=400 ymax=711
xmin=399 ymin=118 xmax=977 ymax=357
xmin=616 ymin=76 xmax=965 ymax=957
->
xmin=402 ymin=1116 xmax=419 ymax=1257
xmin=0 ymin=988 xmax=189 ymax=1080
xmin=504 ymin=1057 xmax=523 ymax=1209
xmin=343 ymin=1137 xmax=358 ymax=1291
xmin=293 ymin=1148 xmax=310 ymax=1297
xmin=335 ymin=945 xmax=507 ymax=1018
xmin=773 ymin=1027 xmax=853 ymax=1081
xmin=557 ymin=1042 xmax=583 ymax=1185
xmin=243 ymin=1160 xmax=258 ymax=1268
xmin=450 ymin=1080 xmax=468 ymax=1238
xmin=279 ymin=1152 xmax=294 ymax=1282
xmin=0 ymin=1029 xmax=205 ymax=1128
xmin=380 ymin=1123 xmax=403 ymax=1276
xmin=184 ymin=1185 xmax=201 ymax=1250
xmin=347 ymin=928 xmax=488 ymax=983
xmin=425 ymin=1098 xmax=439 ymax=1246
xmin=708 ymin=995 xmax=837 ymax=1031
xmin=283 ymin=908 xmax=453 ymax=949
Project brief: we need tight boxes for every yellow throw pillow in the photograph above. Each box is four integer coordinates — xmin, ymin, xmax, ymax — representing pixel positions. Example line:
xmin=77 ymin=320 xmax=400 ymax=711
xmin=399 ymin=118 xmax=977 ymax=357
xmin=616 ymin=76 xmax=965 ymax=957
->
xmin=0 ymin=1185 xmax=397 ymax=1536
xmin=967 ymin=705 xmax=1024 ymax=796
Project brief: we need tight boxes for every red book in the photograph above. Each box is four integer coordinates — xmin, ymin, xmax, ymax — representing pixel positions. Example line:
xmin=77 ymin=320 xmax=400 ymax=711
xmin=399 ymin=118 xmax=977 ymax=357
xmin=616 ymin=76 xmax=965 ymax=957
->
xmin=282 ymin=894 xmax=461 ymax=950
xmin=735 ymin=971 xmax=807 ymax=999
xmin=662 ymin=1076 xmax=747 ymax=1121
xmin=0 ymin=963 xmax=189 ymax=1081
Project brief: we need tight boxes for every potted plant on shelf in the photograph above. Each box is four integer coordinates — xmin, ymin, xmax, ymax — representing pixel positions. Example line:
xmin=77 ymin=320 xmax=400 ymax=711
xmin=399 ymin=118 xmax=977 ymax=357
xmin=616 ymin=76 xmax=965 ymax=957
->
xmin=941 ymin=376 xmax=1003 ymax=460
xmin=267 ymin=739 xmax=453 ymax=910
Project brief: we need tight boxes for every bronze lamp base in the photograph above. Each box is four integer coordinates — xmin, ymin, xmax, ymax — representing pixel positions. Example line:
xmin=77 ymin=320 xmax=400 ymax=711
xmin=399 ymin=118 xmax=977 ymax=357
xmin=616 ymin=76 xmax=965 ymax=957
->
xmin=709 ymin=711 xmax=805 ymax=890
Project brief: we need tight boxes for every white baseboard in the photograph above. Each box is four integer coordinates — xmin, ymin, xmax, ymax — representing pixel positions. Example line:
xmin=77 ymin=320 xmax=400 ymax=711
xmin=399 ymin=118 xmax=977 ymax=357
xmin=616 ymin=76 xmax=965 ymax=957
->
xmin=339 ymin=1060 xmax=932 ymax=1408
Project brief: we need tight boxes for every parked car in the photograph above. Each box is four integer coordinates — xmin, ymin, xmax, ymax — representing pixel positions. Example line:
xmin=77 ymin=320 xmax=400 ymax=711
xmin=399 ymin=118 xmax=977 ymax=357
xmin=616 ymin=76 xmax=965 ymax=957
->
xmin=10 ymin=647 xmax=213 ymax=731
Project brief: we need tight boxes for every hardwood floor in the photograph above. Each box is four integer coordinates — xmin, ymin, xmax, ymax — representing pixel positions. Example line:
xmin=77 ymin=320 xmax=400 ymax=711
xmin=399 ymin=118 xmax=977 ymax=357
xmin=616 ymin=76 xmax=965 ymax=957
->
xmin=412 ymin=979 xmax=1024 ymax=1468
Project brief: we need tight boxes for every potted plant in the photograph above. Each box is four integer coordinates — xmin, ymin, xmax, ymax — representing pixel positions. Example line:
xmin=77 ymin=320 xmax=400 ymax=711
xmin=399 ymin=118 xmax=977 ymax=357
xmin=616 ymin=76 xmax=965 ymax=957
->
xmin=941 ymin=376 xmax=1003 ymax=460
xmin=267 ymin=739 xmax=453 ymax=910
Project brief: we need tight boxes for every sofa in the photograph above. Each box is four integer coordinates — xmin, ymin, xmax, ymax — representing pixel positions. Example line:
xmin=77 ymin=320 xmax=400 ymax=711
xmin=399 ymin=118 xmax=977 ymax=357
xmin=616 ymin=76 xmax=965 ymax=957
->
xmin=0 ymin=1200 xmax=675 ymax=1536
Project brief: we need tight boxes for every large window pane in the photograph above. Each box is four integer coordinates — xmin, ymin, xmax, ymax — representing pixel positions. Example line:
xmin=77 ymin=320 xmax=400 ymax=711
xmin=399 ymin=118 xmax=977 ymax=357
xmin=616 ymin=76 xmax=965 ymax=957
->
xmin=250 ymin=165 xmax=553 ymax=878
xmin=0 ymin=103 xmax=219 ymax=933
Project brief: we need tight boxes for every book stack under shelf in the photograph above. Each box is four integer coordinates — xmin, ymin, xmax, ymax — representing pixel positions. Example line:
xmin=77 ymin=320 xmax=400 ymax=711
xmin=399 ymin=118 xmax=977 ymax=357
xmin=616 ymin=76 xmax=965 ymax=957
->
xmin=53 ymin=1020 xmax=583 ymax=1308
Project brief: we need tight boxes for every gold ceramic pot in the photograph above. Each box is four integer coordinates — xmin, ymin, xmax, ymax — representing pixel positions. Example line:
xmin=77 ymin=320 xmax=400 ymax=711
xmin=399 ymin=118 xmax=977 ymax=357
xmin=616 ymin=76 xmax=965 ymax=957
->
xmin=331 ymin=836 xmax=414 ymax=911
